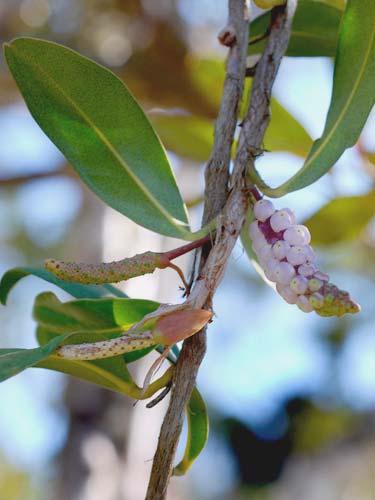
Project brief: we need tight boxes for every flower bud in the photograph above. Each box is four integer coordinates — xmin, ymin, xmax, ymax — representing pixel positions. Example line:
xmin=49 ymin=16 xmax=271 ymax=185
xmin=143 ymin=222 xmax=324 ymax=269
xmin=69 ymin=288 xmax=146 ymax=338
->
xmin=286 ymin=245 xmax=309 ymax=266
xmin=290 ymin=276 xmax=308 ymax=295
xmin=152 ymin=309 xmax=212 ymax=346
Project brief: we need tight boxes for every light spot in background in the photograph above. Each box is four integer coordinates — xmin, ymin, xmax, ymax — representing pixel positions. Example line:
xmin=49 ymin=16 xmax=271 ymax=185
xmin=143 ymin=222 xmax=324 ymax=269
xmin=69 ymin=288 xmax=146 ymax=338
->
xmin=0 ymin=104 xmax=63 ymax=175
xmin=98 ymin=33 xmax=132 ymax=67
xmin=19 ymin=0 xmax=51 ymax=28
xmin=0 ymin=371 xmax=67 ymax=470
xmin=16 ymin=176 xmax=82 ymax=246
xmin=339 ymin=325 xmax=375 ymax=410
xmin=49 ymin=0 xmax=82 ymax=35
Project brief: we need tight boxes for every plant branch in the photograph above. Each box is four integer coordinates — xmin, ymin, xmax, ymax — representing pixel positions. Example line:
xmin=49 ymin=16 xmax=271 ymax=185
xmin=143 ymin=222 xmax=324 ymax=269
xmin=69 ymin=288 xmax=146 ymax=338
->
xmin=145 ymin=1 xmax=297 ymax=498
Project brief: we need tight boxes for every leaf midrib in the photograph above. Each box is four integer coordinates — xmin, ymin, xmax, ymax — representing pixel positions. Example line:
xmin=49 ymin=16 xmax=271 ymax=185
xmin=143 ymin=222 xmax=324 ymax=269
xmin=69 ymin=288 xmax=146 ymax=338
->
xmin=11 ymin=44 xmax=188 ymax=236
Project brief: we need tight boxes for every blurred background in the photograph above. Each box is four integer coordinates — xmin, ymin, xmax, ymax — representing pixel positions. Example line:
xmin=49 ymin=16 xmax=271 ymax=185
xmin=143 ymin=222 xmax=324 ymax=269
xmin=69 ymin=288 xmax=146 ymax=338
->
xmin=0 ymin=1 xmax=374 ymax=499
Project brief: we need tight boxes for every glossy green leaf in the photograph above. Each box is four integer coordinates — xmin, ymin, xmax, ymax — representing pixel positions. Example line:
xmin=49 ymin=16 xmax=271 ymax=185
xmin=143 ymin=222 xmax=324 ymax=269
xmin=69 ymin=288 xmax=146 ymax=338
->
xmin=0 ymin=292 xmax=172 ymax=397
xmin=265 ymin=99 xmax=312 ymax=157
xmin=4 ymin=37 xmax=192 ymax=239
xmin=249 ymin=1 xmax=342 ymax=57
xmin=33 ymin=292 xmax=160 ymax=362
xmin=0 ymin=266 xmax=125 ymax=305
xmin=173 ymin=387 xmax=209 ymax=475
xmin=0 ymin=336 xmax=171 ymax=398
xmin=304 ymin=190 xmax=375 ymax=245
xmin=150 ymin=113 xmax=213 ymax=162
xmin=150 ymin=104 xmax=311 ymax=161
xmin=259 ymin=0 xmax=375 ymax=197
xmin=0 ymin=333 xmax=73 ymax=382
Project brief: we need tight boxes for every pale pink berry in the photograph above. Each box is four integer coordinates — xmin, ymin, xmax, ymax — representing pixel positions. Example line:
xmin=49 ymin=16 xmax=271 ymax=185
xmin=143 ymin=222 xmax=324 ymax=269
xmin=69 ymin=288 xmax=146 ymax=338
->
xmin=270 ymin=210 xmax=293 ymax=232
xmin=258 ymin=244 xmax=273 ymax=264
xmin=264 ymin=258 xmax=279 ymax=281
xmin=253 ymin=199 xmax=275 ymax=222
xmin=252 ymin=232 xmax=268 ymax=253
xmin=272 ymin=240 xmax=290 ymax=260
xmin=249 ymin=221 xmax=262 ymax=240
xmin=309 ymin=293 xmax=324 ymax=309
xmin=297 ymin=295 xmax=314 ymax=313
xmin=283 ymin=225 xmax=311 ymax=246
xmin=290 ymin=275 xmax=308 ymax=295
xmin=276 ymin=283 xmax=298 ymax=304
xmin=304 ymin=245 xmax=316 ymax=264
xmin=273 ymin=261 xmax=296 ymax=285
xmin=282 ymin=208 xmax=296 ymax=225
xmin=286 ymin=245 xmax=309 ymax=266
xmin=314 ymin=271 xmax=329 ymax=282
xmin=308 ymin=278 xmax=323 ymax=292
xmin=297 ymin=264 xmax=317 ymax=277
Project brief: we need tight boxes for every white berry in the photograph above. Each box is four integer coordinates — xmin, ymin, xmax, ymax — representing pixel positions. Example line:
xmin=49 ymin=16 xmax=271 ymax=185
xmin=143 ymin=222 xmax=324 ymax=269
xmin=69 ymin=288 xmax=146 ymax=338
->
xmin=297 ymin=295 xmax=314 ymax=313
xmin=272 ymin=240 xmax=290 ymax=260
xmin=276 ymin=283 xmax=298 ymax=304
xmin=253 ymin=200 xmax=275 ymax=222
xmin=270 ymin=210 xmax=293 ymax=232
xmin=290 ymin=275 xmax=308 ymax=294
xmin=298 ymin=264 xmax=317 ymax=277
xmin=283 ymin=225 xmax=311 ymax=246
xmin=273 ymin=261 xmax=296 ymax=285
xmin=286 ymin=245 xmax=309 ymax=266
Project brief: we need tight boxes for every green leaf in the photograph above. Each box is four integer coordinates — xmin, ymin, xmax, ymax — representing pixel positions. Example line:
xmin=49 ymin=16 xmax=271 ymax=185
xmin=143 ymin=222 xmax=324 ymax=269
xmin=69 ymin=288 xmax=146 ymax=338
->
xmin=0 ymin=266 xmax=125 ymax=305
xmin=259 ymin=0 xmax=375 ymax=197
xmin=0 ymin=337 xmax=172 ymax=398
xmin=150 ymin=113 xmax=213 ymax=162
xmin=32 ymin=292 xmax=160 ymax=361
xmin=173 ymin=387 xmax=209 ymax=475
xmin=4 ymin=37 xmax=192 ymax=239
xmin=0 ymin=333 xmax=73 ymax=382
xmin=304 ymin=190 xmax=375 ymax=245
xmin=33 ymin=291 xmax=159 ymax=334
xmin=0 ymin=293 xmax=172 ymax=397
xmin=265 ymin=99 xmax=313 ymax=157
xmin=249 ymin=1 xmax=342 ymax=57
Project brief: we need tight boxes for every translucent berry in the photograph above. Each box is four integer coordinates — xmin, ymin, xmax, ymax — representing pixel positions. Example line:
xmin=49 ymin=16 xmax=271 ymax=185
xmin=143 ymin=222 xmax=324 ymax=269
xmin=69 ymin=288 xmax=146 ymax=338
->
xmin=314 ymin=271 xmax=329 ymax=282
xmin=297 ymin=295 xmax=314 ymax=313
xmin=290 ymin=275 xmax=308 ymax=295
xmin=258 ymin=244 xmax=273 ymax=264
xmin=282 ymin=208 xmax=296 ymax=225
xmin=283 ymin=225 xmax=311 ymax=246
xmin=304 ymin=245 xmax=316 ymax=264
xmin=253 ymin=199 xmax=275 ymax=222
xmin=298 ymin=263 xmax=317 ymax=277
xmin=309 ymin=293 xmax=324 ymax=309
xmin=272 ymin=240 xmax=290 ymax=260
xmin=308 ymin=278 xmax=323 ymax=292
xmin=252 ymin=232 xmax=268 ymax=253
xmin=286 ymin=245 xmax=309 ymax=266
xmin=249 ymin=220 xmax=262 ymax=240
xmin=270 ymin=210 xmax=293 ymax=232
xmin=276 ymin=284 xmax=298 ymax=304
xmin=264 ymin=258 xmax=279 ymax=281
xmin=273 ymin=261 xmax=296 ymax=285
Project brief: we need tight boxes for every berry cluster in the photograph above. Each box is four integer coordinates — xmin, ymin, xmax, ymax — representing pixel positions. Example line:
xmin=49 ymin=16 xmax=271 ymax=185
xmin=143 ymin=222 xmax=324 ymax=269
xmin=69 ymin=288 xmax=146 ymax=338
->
xmin=249 ymin=199 xmax=360 ymax=317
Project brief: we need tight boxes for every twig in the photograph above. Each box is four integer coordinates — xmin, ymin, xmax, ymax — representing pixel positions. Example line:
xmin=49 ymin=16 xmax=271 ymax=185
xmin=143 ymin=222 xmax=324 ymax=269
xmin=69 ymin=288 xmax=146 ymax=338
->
xmin=145 ymin=3 xmax=248 ymax=498
xmin=145 ymin=1 xmax=297 ymax=498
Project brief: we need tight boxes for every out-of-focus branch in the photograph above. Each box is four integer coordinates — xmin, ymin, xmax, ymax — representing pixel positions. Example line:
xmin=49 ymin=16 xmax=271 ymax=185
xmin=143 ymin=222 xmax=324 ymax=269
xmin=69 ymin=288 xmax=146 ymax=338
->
xmin=0 ymin=165 xmax=75 ymax=187
xmin=146 ymin=2 xmax=297 ymax=498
